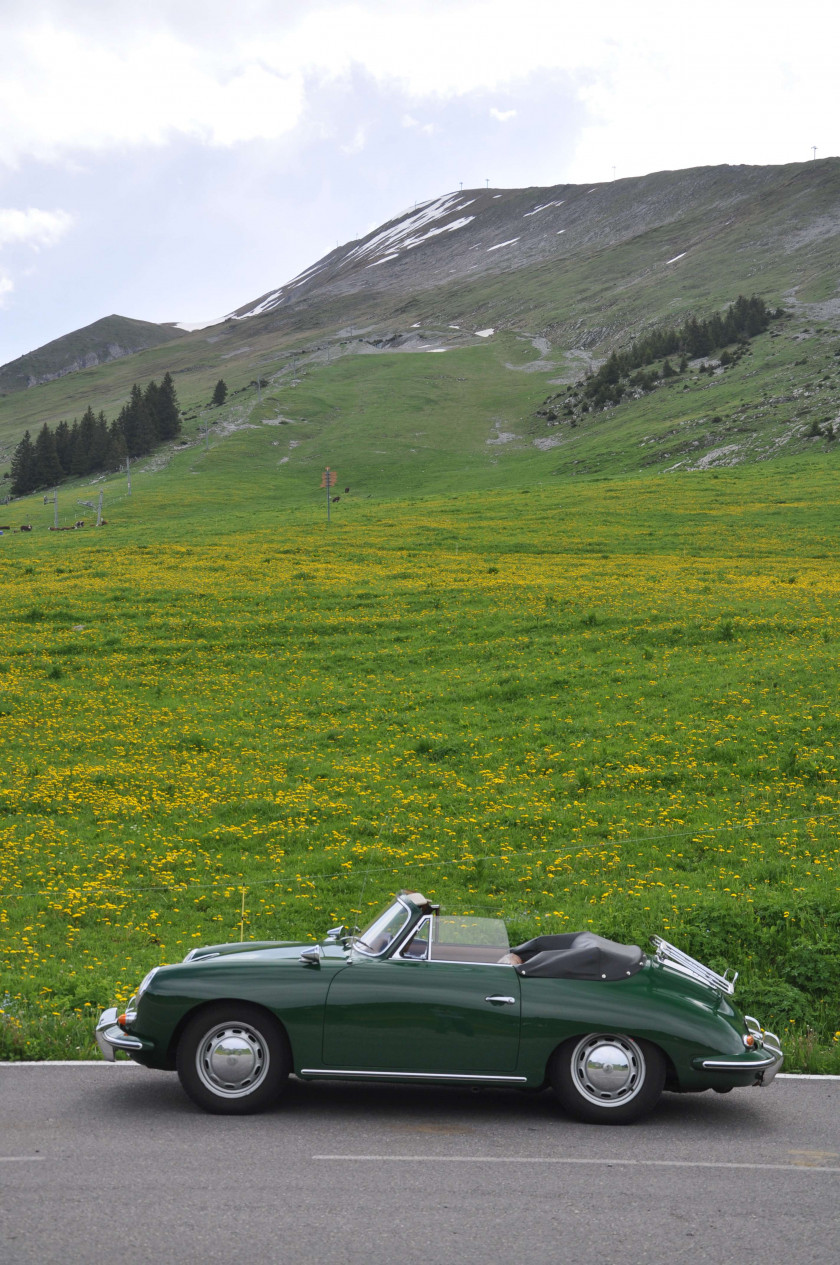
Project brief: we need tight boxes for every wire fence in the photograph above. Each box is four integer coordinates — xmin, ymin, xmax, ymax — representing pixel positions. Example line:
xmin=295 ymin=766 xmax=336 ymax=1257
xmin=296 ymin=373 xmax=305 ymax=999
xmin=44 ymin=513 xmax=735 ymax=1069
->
xmin=3 ymin=808 xmax=837 ymax=903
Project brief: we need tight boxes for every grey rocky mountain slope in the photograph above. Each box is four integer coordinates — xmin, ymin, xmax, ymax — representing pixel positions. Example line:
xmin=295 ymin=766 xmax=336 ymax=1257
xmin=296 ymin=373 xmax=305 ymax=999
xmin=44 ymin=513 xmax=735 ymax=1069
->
xmin=0 ymin=315 xmax=186 ymax=395
xmin=228 ymin=160 xmax=840 ymax=336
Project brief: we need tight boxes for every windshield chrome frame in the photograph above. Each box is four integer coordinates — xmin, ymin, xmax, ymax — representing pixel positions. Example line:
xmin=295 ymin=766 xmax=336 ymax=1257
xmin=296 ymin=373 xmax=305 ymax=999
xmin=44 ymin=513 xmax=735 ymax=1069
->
xmin=353 ymin=897 xmax=416 ymax=959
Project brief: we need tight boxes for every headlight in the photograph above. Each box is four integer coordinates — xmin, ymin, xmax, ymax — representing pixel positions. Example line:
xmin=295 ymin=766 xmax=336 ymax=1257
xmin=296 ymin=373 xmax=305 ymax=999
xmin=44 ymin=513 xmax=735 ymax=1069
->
xmin=135 ymin=966 xmax=160 ymax=1004
xmin=119 ymin=968 xmax=159 ymax=1030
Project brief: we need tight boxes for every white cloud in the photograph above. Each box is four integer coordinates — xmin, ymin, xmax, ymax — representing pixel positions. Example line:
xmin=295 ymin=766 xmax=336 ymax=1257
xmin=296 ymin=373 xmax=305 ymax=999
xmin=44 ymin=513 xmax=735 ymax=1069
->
xmin=402 ymin=114 xmax=436 ymax=135
xmin=0 ymin=1 xmax=837 ymax=174
xmin=490 ymin=108 xmax=517 ymax=122
xmin=0 ymin=21 xmax=304 ymax=165
xmin=341 ymin=125 xmax=367 ymax=155
xmin=0 ymin=207 xmax=73 ymax=249
xmin=564 ymin=3 xmax=840 ymax=178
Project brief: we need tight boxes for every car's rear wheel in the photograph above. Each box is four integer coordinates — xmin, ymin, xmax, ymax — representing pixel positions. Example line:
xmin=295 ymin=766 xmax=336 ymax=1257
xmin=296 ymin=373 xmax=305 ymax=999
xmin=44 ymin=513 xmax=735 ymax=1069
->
xmin=176 ymin=1004 xmax=291 ymax=1115
xmin=549 ymin=1033 xmax=665 ymax=1124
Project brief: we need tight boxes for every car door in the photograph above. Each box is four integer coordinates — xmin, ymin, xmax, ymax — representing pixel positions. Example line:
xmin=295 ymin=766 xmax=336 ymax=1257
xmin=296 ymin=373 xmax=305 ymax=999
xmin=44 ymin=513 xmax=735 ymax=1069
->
xmin=321 ymin=953 xmax=522 ymax=1073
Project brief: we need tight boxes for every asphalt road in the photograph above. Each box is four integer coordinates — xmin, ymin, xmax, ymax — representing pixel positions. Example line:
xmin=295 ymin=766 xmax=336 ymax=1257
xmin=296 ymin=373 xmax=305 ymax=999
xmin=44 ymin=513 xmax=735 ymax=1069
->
xmin=2 ymin=1065 xmax=838 ymax=1265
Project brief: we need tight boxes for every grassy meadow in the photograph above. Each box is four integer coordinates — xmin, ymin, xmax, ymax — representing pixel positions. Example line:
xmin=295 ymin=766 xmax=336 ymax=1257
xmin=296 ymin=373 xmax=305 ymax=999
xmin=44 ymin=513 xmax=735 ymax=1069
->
xmin=1 ymin=438 xmax=840 ymax=1069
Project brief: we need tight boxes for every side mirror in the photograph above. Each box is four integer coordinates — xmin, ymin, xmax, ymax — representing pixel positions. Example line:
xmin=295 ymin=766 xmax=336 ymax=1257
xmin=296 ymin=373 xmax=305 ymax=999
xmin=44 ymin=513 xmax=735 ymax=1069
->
xmin=299 ymin=947 xmax=321 ymax=967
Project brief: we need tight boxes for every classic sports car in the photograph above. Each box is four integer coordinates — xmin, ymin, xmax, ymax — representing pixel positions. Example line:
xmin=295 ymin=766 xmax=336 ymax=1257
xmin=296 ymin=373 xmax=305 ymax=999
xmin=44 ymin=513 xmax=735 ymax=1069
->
xmin=96 ymin=890 xmax=783 ymax=1123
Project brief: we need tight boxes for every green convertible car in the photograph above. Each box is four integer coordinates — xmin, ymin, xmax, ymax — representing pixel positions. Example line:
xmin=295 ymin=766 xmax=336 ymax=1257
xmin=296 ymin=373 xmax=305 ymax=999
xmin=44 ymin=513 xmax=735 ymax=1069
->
xmin=95 ymin=890 xmax=783 ymax=1123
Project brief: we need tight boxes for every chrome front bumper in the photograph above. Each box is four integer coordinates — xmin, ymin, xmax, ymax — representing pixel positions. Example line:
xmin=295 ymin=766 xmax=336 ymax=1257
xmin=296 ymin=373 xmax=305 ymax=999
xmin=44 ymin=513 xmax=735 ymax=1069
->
xmin=95 ymin=1006 xmax=149 ymax=1062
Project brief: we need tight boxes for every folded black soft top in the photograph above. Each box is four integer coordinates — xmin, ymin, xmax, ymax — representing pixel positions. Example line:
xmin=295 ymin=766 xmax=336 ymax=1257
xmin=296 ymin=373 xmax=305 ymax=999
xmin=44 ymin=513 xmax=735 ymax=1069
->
xmin=511 ymin=931 xmax=645 ymax=981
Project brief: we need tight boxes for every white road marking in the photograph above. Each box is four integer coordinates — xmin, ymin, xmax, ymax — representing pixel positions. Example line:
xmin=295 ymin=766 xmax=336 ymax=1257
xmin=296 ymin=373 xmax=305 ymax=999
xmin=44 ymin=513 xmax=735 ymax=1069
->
xmin=0 ymin=1060 xmax=140 ymax=1067
xmin=777 ymin=1073 xmax=840 ymax=1080
xmin=313 ymin=1155 xmax=840 ymax=1174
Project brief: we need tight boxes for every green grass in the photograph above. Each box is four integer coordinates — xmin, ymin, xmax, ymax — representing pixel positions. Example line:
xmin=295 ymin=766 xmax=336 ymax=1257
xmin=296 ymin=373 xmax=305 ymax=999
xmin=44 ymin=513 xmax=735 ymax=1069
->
xmin=5 ymin=307 xmax=840 ymax=501
xmin=2 ymin=445 xmax=840 ymax=1069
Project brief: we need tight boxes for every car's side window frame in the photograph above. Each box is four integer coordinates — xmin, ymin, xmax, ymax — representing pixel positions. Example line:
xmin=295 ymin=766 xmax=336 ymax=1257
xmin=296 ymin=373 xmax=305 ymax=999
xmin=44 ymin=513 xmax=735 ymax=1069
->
xmin=394 ymin=915 xmax=516 ymax=967
xmin=395 ymin=915 xmax=432 ymax=961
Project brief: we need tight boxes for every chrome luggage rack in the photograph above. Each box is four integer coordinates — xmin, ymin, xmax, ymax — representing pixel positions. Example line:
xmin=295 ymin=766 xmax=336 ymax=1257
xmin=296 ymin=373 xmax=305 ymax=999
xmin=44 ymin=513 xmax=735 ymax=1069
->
xmin=650 ymin=935 xmax=738 ymax=995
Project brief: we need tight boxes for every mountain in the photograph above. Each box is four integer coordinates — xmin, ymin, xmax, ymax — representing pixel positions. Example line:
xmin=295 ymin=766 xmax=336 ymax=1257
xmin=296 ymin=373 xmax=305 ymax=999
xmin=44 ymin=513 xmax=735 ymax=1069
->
xmin=229 ymin=160 xmax=840 ymax=341
xmin=0 ymin=315 xmax=186 ymax=395
xmin=2 ymin=160 xmax=840 ymax=483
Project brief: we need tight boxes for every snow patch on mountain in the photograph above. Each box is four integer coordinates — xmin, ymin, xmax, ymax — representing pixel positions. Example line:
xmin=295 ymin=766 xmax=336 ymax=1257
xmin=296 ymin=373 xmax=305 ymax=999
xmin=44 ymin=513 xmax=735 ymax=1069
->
xmin=341 ymin=194 xmax=476 ymax=267
xmin=524 ymin=200 xmax=564 ymax=217
xmin=177 ymin=315 xmax=226 ymax=331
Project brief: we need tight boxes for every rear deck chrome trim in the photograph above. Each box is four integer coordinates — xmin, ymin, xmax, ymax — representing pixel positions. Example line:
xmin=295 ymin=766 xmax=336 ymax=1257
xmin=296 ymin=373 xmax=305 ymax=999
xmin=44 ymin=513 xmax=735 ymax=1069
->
xmin=651 ymin=935 xmax=737 ymax=995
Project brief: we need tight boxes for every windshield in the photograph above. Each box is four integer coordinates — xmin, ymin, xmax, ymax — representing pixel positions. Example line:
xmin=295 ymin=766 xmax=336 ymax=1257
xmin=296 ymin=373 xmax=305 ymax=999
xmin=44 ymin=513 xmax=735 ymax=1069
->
xmin=355 ymin=901 xmax=410 ymax=957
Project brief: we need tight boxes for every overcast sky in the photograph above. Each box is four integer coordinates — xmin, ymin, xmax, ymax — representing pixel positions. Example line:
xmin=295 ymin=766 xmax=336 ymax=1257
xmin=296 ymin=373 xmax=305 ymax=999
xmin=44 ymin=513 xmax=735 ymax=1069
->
xmin=0 ymin=0 xmax=836 ymax=367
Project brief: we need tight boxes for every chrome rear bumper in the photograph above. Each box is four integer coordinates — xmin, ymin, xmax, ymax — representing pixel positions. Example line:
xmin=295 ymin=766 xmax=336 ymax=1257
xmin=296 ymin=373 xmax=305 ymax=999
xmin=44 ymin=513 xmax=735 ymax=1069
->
xmin=753 ymin=1030 xmax=784 ymax=1085
xmin=95 ymin=1006 xmax=148 ymax=1062
xmin=696 ymin=1028 xmax=784 ymax=1086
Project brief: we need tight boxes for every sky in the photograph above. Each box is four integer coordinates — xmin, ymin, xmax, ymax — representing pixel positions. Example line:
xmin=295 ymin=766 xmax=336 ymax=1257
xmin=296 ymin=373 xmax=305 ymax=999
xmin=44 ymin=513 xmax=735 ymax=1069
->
xmin=0 ymin=0 xmax=837 ymax=366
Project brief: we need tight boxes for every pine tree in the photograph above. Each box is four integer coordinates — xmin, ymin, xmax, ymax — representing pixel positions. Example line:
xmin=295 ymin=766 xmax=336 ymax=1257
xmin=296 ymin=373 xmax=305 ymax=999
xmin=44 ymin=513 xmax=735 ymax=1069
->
xmin=119 ymin=384 xmax=155 ymax=457
xmin=156 ymin=371 xmax=181 ymax=439
xmin=133 ymin=383 xmax=156 ymax=454
xmin=116 ymin=401 xmax=134 ymax=458
xmin=67 ymin=421 xmax=80 ymax=474
xmin=88 ymin=411 xmax=110 ymax=470
xmin=54 ymin=420 xmax=73 ymax=476
xmin=212 ymin=378 xmax=228 ymax=407
xmin=72 ymin=406 xmax=98 ymax=476
xmin=107 ymin=419 xmax=128 ymax=468
xmin=10 ymin=431 xmax=36 ymax=496
xmin=33 ymin=423 xmax=63 ymax=487
xmin=144 ymin=380 xmax=162 ymax=441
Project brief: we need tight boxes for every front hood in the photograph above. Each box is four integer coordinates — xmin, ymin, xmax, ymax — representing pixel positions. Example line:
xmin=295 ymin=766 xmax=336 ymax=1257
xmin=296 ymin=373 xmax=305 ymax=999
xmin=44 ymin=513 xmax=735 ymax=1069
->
xmin=183 ymin=939 xmax=317 ymax=963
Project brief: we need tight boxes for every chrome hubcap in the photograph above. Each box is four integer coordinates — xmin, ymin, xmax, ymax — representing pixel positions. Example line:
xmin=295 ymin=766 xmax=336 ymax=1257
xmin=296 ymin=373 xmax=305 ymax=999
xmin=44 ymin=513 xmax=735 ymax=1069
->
xmin=196 ymin=1023 xmax=269 ymax=1098
xmin=571 ymin=1034 xmax=645 ymax=1107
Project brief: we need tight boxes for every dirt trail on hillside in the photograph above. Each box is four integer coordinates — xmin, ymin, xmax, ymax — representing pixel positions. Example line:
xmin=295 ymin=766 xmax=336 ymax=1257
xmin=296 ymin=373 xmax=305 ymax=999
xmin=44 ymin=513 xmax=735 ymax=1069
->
xmin=503 ymin=334 xmax=556 ymax=372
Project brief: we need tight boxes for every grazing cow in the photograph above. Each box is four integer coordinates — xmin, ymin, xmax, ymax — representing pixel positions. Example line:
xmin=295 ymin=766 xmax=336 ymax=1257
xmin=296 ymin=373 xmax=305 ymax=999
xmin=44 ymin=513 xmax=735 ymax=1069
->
xmin=74 ymin=520 xmax=85 ymax=529
xmin=344 ymin=487 xmax=350 ymax=493
xmin=331 ymin=496 xmax=340 ymax=503
xmin=19 ymin=524 xmax=32 ymax=532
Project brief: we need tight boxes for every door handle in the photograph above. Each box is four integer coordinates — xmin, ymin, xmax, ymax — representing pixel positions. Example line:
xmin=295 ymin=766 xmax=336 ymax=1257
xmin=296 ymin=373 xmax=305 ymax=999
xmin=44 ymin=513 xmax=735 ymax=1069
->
xmin=485 ymin=995 xmax=516 ymax=1005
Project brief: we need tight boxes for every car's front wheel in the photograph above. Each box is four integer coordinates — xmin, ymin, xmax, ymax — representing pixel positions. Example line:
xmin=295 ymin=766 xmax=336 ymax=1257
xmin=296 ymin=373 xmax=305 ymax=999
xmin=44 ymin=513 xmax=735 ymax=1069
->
xmin=176 ymin=1004 xmax=291 ymax=1115
xmin=549 ymin=1033 xmax=665 ymax=1124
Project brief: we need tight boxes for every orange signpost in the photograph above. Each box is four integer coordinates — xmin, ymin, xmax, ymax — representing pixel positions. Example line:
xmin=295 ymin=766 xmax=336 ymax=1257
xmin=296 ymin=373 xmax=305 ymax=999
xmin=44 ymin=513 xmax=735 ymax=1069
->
xmin=320 ymin=467 xmax=337 ymax=523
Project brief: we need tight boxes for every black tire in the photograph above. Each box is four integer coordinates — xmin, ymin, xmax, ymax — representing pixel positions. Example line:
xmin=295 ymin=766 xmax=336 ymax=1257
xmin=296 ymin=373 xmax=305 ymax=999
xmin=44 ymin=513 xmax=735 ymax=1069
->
xmin=176 ymin=1003 xmax=291 ymax=1115
xmin=549 ymin=1033 xmax=665 ymax=1125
